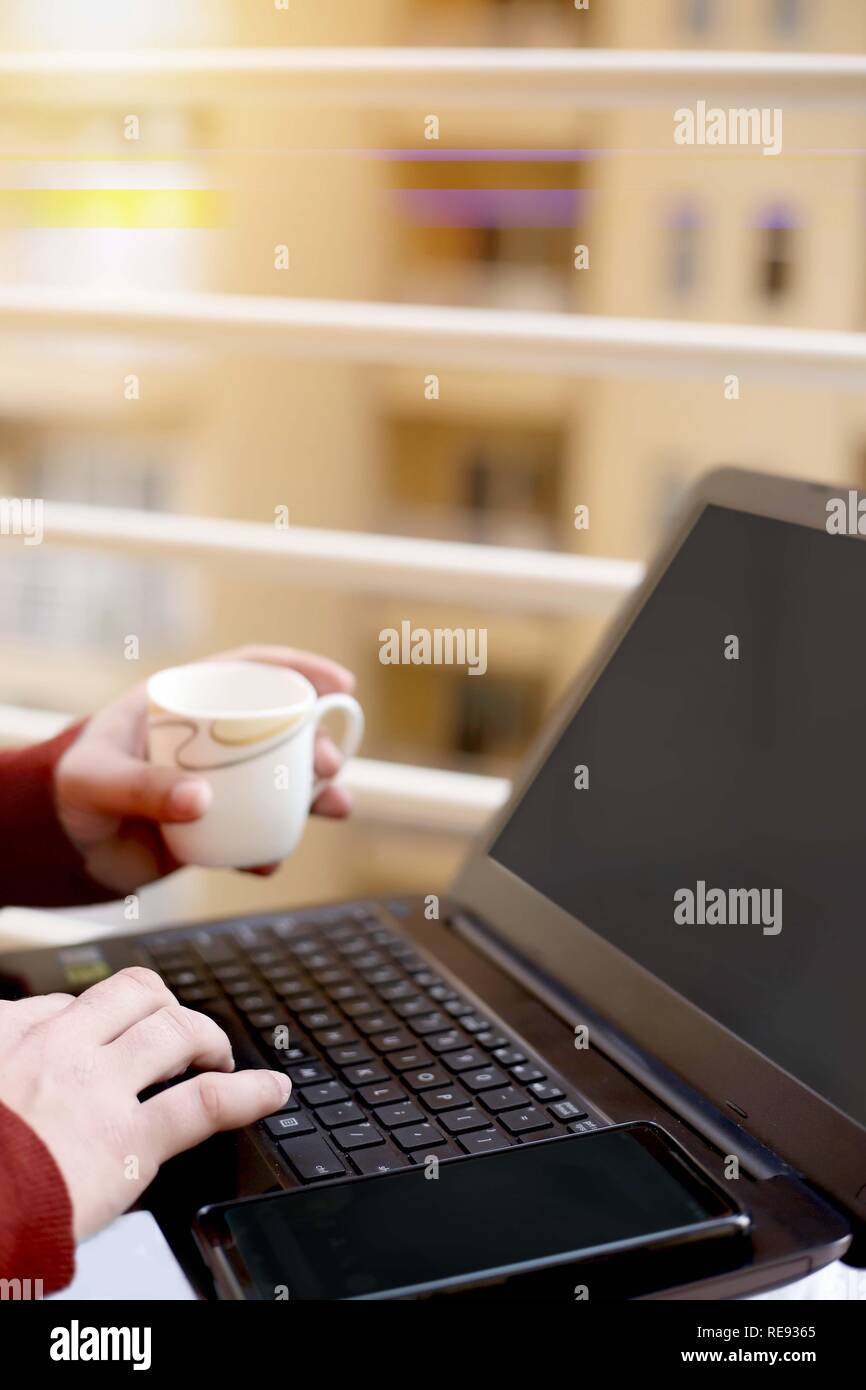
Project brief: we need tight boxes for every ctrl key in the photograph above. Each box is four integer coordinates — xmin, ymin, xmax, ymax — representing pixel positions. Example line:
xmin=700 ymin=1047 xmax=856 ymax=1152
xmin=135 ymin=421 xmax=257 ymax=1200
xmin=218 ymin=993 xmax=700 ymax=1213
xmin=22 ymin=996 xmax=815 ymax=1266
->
xmin=278 ymin=1133 xmax=347 ymax=1182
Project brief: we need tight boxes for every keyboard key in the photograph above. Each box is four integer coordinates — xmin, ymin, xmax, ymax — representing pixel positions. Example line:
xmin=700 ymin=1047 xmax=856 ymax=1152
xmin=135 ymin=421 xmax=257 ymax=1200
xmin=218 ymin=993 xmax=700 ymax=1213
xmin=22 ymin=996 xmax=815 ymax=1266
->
xmin=286 ymin=1061 xmax=332 ymax=1085
xmin=441 ymin=1048 xmax=487 ymax=1073
xmin=275 ymin=978 xmax=314 ymax=1000
xmin=459 ymin=1015 xmax=491 ymax=1034
xmin=264 ymin=1112 xmax=315 ymax=1139
xmin=511 ymin=1064 xmax=545 ymax=1084
xmin=332 ymin=1122 xmax=385 ymax=1152
xmin=166 ymin=968 xmax=205 ymax=989
xmin=249 ymin=1009 xmax=290 ymax=1031
xmin=260 ymin=963 xmax=297 ymax=983
xmin=299 ymin=1080 xmax=348 ymax=1107
xmin=378 ymin=981 xmax=417 ymax=1003
xmin=232 ymin=923 xmax=275 ymax=949
xmin=304 ymin=953 xmax=334 ymax=972
xmin=550 ymin=1101 xmax=588 ymax=1122
xmin=478 ymin=1086 xmax=528 ymax=1114
xmin=393 ymin=1122 xmax=448 ymax=1153
xmin=439 ymin=1107 xmax=490 ymax=1135
xmin=317 ymin=1101 xmax=364 ymax=1128
xmin=327 ymin=983 xmax=365 ymax=1003
xmin=269 ymin=1094 xmax=300 ymax=1114
xmin=422 ymin=1085 xmax=470 ymax=1113
xmin=362 ymin=966 xmax=401 ymax=988
xmin=314 ymin=1026 xmax=359 ymax=1049
xmin=278 ymin=1134 xmax=346 ymax=1182
xmin=327 ymin=1043 xmax=373 ymax=1067
xmin=493 ymin=1047 xmax=525 ymax=1066
xmin=393 ymin=952 xmax=424 ymax=973
xmin=462 ymin=1066 xmax=508 ymax=1093
xmin=458 ymin=1128 xmax=511 ymax=1156
xmin=426 ymin=1030 xmax=470 ymax=1055
xmin=342 ymin=1061 xmax=389 ymax=1087
xmin=223 ymin=977 xmax=259 ymax=997
xmin=530 ymin=1082 xmax=566 ymax=1103
xmin=568 ymin=1119 xmax=599 ymax=1134
xmin=312 ymin=967 xmax=350 ymax=987
xmin=476 ymin=1032 xmax=508 ymax=1050
xmin=402 ymin=1066 xmax=450 ymax=1092
xmin=356 ymin=1012 xmax=399 ymax=1037
xmin=350 ymin=1143 xmax=411 ymax=1176
xmin=177 ymin=984 xmax=219 ymax=1005
xmin=248 ymin=949 xmax=284 ymax=968
xmin=270 ymin=1044 xmax=309 ymax=1066
xmin=393 ymin=998 xmax=430 ymax=1019
xmin=359 ymin=1080 xmax=407 ymax=1107
xmin=369 ymin=929 xmax=397 ymax=947
xmin=300 ymin=1009 xmax=340 ymax=1030
xmin=342 ymin=998 xmax=377 ymax=1019
xmin=370 ymin=1030 xmax=414 ymax=1054
xmin=212 ymin=963 xmax=248 ymax=983
xmin=354 ymin=952 xmax=386 ymax=972
xmin=373 ymin=1101 xmax=424 ymax=1129
xmin=410 ymin=1012 xmax=451 ymax=1036
xmin=194 ymin=935 xmax=238 ymax=966
xmin=387 ymin=1049 xmax=434 ymax=1073
xmin=429 ymin=984 xmax=458 ymax=1003
xmin=290 ymin=937 xmax=325 ymax=957
xmin=501 ymin=1106 xmax=553 ymax=1135
xmin=235 ymin=993 xmax=275 ymax=1015
xmin=292 ymin=992 xmax=328 ymax=1013
xmin=409 ymin=1142 xmax=462 ymax=1165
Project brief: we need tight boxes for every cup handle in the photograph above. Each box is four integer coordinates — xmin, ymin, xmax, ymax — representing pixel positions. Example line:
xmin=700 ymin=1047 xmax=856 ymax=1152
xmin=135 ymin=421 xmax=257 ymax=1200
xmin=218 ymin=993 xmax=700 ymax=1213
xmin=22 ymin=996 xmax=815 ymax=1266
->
xmin=310 ymin=694 xmax=365 ymax=804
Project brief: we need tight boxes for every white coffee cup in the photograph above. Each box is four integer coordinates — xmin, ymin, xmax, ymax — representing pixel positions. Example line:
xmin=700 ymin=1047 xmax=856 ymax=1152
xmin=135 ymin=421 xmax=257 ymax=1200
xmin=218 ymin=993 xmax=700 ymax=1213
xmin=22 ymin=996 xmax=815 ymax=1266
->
xmin=147 ymin=660 xmax=364 ymax=868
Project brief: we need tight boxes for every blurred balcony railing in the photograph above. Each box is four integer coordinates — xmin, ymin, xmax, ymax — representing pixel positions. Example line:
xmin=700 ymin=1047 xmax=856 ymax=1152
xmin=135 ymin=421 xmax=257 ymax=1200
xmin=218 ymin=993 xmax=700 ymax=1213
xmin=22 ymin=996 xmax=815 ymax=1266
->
xmin=2 ymin=288 xmax=865 ymax=389
xmin=35 ymin=502 xmax=644 ymax=616
xmin=2 ymin=48 xmax=865 ymax=108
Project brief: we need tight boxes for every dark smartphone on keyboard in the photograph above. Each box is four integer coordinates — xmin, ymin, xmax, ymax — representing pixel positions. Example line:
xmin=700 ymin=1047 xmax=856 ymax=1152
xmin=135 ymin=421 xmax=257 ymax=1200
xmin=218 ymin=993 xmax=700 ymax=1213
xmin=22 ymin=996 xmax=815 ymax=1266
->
xmin=194 ymin=1122 xmax=750 ymax=1300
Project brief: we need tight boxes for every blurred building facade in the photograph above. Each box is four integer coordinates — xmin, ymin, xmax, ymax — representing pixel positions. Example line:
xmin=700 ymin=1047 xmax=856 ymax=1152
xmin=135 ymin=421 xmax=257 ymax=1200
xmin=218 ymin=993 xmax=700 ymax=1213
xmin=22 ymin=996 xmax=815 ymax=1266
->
xmin=0 ymin=0 xmax=864 ymax=923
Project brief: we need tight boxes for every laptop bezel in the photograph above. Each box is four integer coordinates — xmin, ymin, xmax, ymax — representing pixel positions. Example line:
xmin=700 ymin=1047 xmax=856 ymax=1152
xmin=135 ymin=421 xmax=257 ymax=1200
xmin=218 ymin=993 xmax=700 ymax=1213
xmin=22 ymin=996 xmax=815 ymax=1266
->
xmin=452 ymin=465 xmax=866 ymax=1226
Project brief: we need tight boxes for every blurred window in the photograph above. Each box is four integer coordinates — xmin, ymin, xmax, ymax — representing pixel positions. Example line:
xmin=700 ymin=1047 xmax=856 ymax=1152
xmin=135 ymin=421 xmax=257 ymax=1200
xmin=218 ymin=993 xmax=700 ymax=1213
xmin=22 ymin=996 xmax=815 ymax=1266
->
xmin=390 ymin=157 xmax=589 ymax=310
xmin=380 ymin=662 xmax=546 ymax=768
xmin=668 ymin=202 xmax=702 ymax=295
xmin=0 ymin=436 xmax=194 ymax=652
xmin=756 ymin=207 xmax=796 ymax=300
xmin=770 ymin=0 xmax=803 ymax=36
xmin=682 ymin=0 xmax=715 ymax=35
xmin=452 ymin=671 xmax=544 ymax=759
xmin=385 ymin=417 xmax=564 ymax=549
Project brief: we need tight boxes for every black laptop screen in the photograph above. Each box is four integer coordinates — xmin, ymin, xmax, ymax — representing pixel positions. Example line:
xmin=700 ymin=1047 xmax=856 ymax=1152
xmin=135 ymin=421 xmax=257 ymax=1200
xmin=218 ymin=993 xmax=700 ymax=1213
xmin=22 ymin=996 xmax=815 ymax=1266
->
xmin=491 ymin=503 xmax=866 ymax=1129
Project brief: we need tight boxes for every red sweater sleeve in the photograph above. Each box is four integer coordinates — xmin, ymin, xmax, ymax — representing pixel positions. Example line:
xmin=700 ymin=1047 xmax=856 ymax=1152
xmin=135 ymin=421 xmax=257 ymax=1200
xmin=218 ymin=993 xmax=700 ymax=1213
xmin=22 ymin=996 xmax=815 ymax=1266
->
xmin=0 ymin=1099 xmax=75 ymax=1293
xmin=0 ymin=722 xmax=116 ymax=909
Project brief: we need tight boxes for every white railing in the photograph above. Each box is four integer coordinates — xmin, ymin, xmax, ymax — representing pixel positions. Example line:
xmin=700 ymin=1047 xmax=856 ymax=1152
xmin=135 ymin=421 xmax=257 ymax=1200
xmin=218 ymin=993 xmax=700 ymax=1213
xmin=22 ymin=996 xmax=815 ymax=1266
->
xmin=3 ymin=287 xmax=865 ymax=388
xmin=2 ymin=48 xmax=865 ymax=106
xmin=0 ymin=704 xmax=510 ymax=833
xmin=39 ymin=502 xmax=642 ymax=616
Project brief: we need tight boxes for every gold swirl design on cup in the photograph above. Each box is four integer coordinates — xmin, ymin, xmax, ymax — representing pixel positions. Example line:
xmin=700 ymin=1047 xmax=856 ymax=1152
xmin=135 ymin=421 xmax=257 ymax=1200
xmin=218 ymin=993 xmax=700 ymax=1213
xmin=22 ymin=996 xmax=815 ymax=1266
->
xmin=149 ymin=712 xmax=308 ymax=771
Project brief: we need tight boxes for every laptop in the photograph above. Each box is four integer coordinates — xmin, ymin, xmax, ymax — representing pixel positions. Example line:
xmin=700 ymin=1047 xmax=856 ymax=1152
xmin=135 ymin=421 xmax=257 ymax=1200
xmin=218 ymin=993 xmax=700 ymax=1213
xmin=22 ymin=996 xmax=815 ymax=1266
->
xmin=2 ymin=465 xmax=864 ymax=1299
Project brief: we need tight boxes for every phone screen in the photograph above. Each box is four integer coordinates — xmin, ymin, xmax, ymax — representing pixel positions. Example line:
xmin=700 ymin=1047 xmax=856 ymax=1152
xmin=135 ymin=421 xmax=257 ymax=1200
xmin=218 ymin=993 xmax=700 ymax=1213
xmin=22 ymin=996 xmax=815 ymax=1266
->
xmin=199 ymin=1125 xmax=746 ymax=1300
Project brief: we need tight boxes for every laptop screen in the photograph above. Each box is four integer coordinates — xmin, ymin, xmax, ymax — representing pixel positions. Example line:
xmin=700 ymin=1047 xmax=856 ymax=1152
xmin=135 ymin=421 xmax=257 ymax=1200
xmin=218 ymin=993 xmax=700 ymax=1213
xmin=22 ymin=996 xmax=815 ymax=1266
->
xmin=491 ymin=503 xmax=866 ymax=1129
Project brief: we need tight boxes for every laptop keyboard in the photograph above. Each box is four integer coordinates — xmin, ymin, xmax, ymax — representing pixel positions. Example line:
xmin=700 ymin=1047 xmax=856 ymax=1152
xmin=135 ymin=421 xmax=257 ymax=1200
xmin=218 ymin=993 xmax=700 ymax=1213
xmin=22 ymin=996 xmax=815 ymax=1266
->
xmin=138 ymin=904 xmax=605 ymax=1185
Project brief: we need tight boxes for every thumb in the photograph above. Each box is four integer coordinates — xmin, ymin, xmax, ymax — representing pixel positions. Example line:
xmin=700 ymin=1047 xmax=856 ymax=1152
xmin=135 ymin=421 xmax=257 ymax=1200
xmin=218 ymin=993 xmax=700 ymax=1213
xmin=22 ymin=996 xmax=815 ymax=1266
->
xmin=62 ymin=751 xmax=213 ymax=824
